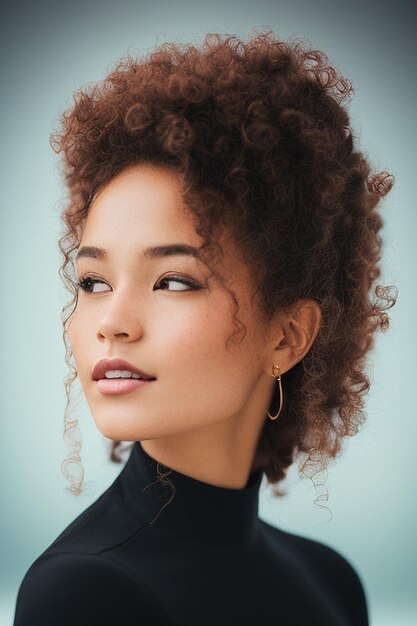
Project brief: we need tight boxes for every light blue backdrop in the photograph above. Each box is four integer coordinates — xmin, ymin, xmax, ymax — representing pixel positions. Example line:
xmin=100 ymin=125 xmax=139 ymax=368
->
xmin=1 ymin=1 xmax=415 ymax=625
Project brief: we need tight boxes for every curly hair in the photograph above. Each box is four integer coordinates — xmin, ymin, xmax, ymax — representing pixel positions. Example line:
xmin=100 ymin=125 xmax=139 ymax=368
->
xmin=51 ymin=29 xmax=397 ymax=508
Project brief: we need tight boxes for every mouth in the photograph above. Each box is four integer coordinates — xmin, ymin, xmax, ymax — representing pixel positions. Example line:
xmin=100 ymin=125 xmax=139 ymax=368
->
xmin=95 ymin=377 xmax=155 ymax=395
xmin=92 ymin=358 xmax=156 ymax=381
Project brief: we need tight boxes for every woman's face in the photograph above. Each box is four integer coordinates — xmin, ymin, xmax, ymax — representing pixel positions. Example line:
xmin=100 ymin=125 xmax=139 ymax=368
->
xmin=67 ymin=163 xmax=273 ymax=443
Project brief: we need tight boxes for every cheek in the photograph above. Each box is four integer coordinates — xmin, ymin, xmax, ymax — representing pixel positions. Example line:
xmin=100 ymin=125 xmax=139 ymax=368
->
xmin=66 ymin=313 xmax=92 ymax=374
xmin=150 ymin=301 xmax=242 ymax=382
xmin=154 ymin=303 xmax=233 ymax=346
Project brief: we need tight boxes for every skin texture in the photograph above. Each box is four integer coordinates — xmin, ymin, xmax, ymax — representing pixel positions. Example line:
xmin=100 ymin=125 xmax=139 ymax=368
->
xmin=67 ymin=163 xmax=322 ymax=489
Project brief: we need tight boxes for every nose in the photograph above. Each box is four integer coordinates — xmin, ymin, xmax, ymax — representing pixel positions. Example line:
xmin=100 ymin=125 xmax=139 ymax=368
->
xmin=96 ymin=290 xmax=144 ymax=343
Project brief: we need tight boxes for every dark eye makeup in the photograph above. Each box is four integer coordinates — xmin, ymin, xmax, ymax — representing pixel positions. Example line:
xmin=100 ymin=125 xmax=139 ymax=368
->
xmin=76 ymin=274 xmax=201 ymax=293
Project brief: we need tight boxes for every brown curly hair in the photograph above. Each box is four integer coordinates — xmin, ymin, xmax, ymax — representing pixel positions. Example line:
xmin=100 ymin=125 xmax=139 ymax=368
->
xmin=52 ymin=29 xmax=397 ymax=508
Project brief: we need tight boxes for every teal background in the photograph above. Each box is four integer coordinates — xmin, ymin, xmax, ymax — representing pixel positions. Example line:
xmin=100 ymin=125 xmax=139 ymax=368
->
xmin=1 ymin=1 xmax=415 ymax=624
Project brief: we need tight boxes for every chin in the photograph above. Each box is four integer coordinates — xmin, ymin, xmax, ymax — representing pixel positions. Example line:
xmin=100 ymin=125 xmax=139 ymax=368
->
xmin=92 ymin=417 xmax=164 ymax=443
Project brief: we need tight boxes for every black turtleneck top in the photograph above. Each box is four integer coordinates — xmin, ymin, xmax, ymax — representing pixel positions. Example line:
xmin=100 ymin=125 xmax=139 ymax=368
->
xmin=13 ymin=441 xmax=369 ymax=625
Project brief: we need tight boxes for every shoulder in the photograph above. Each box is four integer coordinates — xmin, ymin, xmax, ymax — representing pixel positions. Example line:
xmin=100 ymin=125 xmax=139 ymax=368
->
xmin=260 ymin=520 xmax=369 ymax=625
xmin=39 ymin=483 xmax=142 ymax=556
xmin=13 ymin=552 xmax=168 ymax=626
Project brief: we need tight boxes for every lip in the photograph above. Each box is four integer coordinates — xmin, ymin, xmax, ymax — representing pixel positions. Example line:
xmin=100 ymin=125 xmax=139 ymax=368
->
xmin=96 ymin=378 xmax=154 ymax=395
xmin=92 ymin=357 xmax=156 ymax=381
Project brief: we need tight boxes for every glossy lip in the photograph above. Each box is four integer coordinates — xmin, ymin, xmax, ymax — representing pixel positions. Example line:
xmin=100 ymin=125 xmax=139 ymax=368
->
xmin=92 ymin=357 xmax=156 ymax=381
xmin=96 ymin=378 xmax=154 ymax=395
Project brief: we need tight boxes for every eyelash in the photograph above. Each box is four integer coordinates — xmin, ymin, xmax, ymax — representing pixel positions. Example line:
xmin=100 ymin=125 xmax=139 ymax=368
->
xmin=76 ymin=274 xmax=201 ymax=294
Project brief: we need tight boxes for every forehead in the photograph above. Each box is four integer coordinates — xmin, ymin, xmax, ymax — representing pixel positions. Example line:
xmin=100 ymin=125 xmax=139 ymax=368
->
xmin=83 ymin=163 xmax=196 ymax=240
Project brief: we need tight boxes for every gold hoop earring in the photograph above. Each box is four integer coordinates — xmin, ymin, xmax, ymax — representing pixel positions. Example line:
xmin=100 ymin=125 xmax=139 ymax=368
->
xmin=267 ymin=365 xmax=283 ymax=421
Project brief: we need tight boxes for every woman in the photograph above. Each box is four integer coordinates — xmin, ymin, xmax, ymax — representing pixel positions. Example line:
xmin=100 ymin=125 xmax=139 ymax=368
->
xmin=13 ymin=30 xmax=396 ymax=625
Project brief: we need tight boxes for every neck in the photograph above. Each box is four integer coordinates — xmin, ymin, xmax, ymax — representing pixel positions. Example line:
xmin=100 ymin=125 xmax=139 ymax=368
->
xmin=140 ymin=416 xmax=265 ymax=490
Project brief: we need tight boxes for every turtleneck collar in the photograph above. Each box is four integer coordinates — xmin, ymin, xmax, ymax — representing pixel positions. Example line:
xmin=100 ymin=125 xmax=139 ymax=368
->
xmin=119 ymin=440 xmax=264 ymax=547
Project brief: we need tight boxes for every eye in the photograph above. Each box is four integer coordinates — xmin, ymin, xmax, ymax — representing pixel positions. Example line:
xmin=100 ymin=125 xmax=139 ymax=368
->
xmin=76 ymin=274 xmax=201 ymax=294
xmin=76 ymin=276 xmax=110 ymax=293
xmin=154 ymin=275 xmax=201 ymax=292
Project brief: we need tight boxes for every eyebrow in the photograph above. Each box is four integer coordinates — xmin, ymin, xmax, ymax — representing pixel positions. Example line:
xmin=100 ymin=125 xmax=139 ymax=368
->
xmin=75 ymin=243 xmax=201 ymax=262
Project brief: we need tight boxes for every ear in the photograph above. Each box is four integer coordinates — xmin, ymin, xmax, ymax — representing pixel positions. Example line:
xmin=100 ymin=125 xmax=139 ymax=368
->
xmin=262 ymin=299 xmax=322 ymax=376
